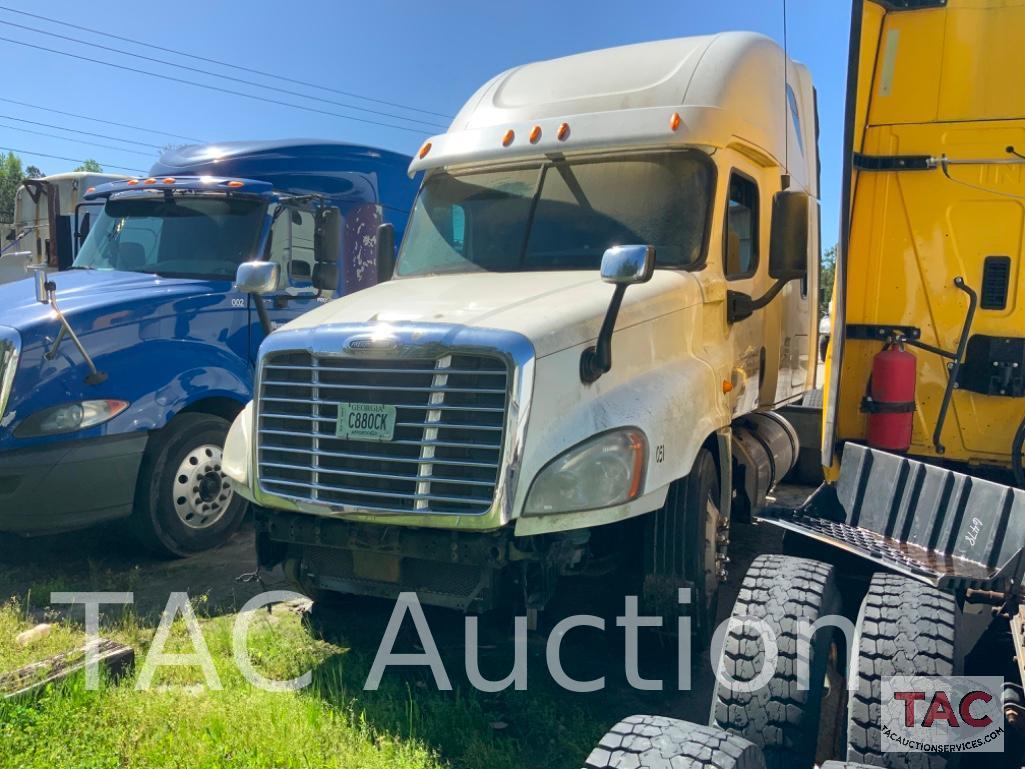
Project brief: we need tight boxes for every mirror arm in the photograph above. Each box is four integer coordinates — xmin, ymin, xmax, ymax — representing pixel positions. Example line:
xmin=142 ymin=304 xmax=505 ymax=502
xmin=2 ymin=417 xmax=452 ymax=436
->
xmin=253 ymin=296 xmax=273 ymax=336
xmin=34 ymin=278 xmax=107 ymax=384
xmin=580 ymin=283 xmax=628 ymax=384
xmin=726 ymin=276 xmax=792 ymax=324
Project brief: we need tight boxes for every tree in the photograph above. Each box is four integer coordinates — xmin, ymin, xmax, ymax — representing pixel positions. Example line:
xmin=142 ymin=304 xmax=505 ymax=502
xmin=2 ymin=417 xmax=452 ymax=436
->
xmin=0 ymin=151 xmax=24 ymax=222
xmin=25 ymin=165 xmax=43 ymax=179
xmin=819 ymin=244 xmax=837 ymax=316
xmin=73 ymin=159 xmax=103 ymax=172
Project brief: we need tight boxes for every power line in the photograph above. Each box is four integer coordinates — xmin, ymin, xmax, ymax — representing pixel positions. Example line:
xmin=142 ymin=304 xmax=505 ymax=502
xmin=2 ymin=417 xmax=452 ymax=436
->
xmin=0 ymin=114 xmax=163 ymax=149
xmin=0 ymin=5 xmax=452 ymax=120
xmin=0 ymin=121 xmax=156 ymax=156
xmin=0 ymin=18 xmax=447 ymax=130
xmin=0 ymin=146 xmax=145 ymax=174
xmin=0 ymin=36 xmax=433 ymax=136
xmin=0 ymin=96 xmax=204 ymax=143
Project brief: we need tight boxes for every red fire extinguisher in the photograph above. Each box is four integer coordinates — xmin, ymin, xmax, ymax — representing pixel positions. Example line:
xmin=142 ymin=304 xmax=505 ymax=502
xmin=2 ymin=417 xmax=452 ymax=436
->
xmin=862 ymin=338 xmax=917 ymax=452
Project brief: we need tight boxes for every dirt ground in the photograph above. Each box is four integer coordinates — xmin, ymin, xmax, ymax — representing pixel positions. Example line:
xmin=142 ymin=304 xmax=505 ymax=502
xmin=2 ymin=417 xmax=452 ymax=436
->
xmin=0 ymin=485 xmax=814 ymax=725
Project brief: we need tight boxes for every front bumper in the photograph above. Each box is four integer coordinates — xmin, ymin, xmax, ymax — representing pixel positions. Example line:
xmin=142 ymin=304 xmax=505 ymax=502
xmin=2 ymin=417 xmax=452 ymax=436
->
xmin=0 ymin=432 xmax=148 ymax=534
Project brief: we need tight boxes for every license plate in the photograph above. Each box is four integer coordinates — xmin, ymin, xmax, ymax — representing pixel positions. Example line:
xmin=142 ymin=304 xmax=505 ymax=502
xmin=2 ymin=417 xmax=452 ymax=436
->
xmin=335 ymin=402 xmax=396 ymax=442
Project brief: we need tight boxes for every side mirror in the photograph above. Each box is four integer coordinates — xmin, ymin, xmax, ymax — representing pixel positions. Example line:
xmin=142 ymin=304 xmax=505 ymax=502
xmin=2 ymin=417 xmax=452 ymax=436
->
xmin=376 ymin=223 xmax=395 ymax=283
xmin=312 ymin=262 xmax=338 ymax=292
xmin=581 ymin=245 xmax=656 ymax=384
xmin=315 ymin=207 xmax=342 ymax=264
xmin=600 ymin=245 xmax=655 ymax=285
xmin=26 ymin=263 xmax=49 ymax=304
xmin=235 ymin=260 xmax=279 ymax=295
xmin=768 ymin=190 xmax=810 ymax=282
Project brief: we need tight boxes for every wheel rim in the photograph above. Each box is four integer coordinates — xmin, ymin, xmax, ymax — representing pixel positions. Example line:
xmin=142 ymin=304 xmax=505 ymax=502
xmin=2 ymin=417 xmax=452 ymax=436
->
xmin=172 ymin=444 xmax=233 ymax=530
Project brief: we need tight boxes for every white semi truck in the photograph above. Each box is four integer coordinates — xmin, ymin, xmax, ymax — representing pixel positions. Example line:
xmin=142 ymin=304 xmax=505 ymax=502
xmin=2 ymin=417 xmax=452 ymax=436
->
xmin=223 ymin=32 xmax=820 ymax=636
xmin=2 ymin=172 xmax=129 ymax=284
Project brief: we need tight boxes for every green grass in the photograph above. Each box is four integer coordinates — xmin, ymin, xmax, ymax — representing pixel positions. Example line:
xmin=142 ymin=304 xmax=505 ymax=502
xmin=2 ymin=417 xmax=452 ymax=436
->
xmin=0 ymin=599 xmax=609 ymax=769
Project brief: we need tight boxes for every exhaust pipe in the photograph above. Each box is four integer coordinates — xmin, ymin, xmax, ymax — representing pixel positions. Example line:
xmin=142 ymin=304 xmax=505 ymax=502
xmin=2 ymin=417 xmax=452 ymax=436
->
xmin=732 ymin=411 xmax=800 ymax=511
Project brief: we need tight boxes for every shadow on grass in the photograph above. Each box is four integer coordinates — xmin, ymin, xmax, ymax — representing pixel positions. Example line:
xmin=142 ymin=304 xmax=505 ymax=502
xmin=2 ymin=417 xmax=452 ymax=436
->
xmin=299 ymin=587 xmax=707 ymax=769
xmin=0 ymin=517 xmax=268 ymax=624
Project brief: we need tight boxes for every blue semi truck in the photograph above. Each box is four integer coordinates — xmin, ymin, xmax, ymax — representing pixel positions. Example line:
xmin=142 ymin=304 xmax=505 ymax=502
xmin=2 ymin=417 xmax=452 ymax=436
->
xmin=0 ymin=139 xmax=418 ymax=556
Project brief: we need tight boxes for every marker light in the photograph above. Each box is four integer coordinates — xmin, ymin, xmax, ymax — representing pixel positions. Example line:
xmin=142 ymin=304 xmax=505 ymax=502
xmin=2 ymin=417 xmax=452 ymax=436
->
xmin=126 ymin=179 xmax=139 ymax=185
xmin=162 ymin=177 xmax=175 ymax=184
xmin=502 ymin=129 xmax=515 ymax=147
xmin=670 ymin=112 xmax=682 ymax=131
xmin=418 ymin=141 xmax=432 ymax=159
xmin=529 ymin=125 xmax=542 ymax=144
xmin=86 ymin=187 xmax=95 ymax=193
xmin=557 ymin=122 xmax=570 ymax=141
xmin=227 ymin=180 xmax=244 ymax=188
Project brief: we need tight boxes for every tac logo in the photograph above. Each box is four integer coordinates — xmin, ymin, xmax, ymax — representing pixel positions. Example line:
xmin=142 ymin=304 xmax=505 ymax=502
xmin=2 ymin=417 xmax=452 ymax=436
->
xmin=882 ymin=676 xmax=1005 ymax=754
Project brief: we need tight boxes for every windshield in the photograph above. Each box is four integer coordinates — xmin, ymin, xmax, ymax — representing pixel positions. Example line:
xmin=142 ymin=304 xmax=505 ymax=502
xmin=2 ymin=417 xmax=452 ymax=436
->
xmin=395 ymin=150 xmax=714 ymax=277
xmin=73 ymin=195 xmax=265 ymax=279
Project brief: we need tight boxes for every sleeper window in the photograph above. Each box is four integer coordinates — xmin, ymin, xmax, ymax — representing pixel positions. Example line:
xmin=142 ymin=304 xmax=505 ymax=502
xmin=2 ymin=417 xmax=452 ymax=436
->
xmin=725 ymin=173 xmax=759 ymax=279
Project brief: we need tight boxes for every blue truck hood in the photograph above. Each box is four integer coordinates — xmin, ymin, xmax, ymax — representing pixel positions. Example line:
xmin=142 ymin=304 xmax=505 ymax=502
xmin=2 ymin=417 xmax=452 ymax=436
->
xmin=0 ymin=269 xmax=219 ymax=333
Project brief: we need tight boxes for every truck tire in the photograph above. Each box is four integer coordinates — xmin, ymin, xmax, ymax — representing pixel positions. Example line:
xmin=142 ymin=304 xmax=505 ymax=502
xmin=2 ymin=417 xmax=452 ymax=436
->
xmin=583 ymin=716 xmax=766 ymax=769
xmin=846 ymin=573 xmax=961 ymax=769
xmin=132 ymin=413 xmax=247 ymax=557
xmin=711 ymin=554 xmax=841 ymax=769
xmin=643 ymin=448 xmax=723 ymax=642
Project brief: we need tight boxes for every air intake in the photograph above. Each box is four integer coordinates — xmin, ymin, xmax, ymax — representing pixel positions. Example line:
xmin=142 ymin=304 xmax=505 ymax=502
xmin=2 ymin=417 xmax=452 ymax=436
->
xmin=981 ymin=256 xmax=1011 ymax=310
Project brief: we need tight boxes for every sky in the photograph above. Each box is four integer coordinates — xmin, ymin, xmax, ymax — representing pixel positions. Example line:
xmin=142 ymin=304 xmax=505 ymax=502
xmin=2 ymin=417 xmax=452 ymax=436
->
xmin=0 ymin=1 xmax=851 ymax=246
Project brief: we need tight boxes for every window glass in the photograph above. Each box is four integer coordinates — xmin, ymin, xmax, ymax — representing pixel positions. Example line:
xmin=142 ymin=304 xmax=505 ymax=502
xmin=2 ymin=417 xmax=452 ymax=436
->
xmin=725 ymin=173 xmax=759 ymax=279
xmin=267 ymin=205 xmax=316 ymax=288
xmin=786 ymin=84 xmax=805 ymax=155
xmin=74 ymin=195 xmax=264 ymax=279
xmin=395 ymin=151 xmax=713 ymax=276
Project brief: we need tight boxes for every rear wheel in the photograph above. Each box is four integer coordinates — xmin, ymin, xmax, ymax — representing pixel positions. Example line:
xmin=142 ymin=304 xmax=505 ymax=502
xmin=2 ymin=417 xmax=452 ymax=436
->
xmin=583 ymin=716 xmax=766 ymax=769
xmin=642 ymin=448 xmax=724 ymax=643
xmin=132 ymin=413 xmax=247 ymax=557
xmin=711 ymin=554 xmax=841 ymax=769
xmin=846 ymin=573 xmax=961 ymax=769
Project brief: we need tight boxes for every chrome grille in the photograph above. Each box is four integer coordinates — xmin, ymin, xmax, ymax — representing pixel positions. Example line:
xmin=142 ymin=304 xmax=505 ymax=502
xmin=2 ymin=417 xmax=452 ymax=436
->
xmin=0 ymin=327 xmax=20 ymax=420
xmin=257 ymin=350 xmax=509 ymax=514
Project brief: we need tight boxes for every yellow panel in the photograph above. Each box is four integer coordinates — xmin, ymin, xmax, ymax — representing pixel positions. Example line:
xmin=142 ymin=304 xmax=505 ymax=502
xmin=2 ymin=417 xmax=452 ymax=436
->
xmin=866 ymin=9 xmax=946 ymax=126
xmin=840 ymin=122 xmax=1025 ymax=465
xmin=940 ymin=1 xmax=1025 ymax=122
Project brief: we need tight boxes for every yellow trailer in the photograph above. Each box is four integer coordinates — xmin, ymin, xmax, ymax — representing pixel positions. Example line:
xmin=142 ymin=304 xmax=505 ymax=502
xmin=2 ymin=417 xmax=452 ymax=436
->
xmin=708 ymin=2 xmax=1025 ymax=768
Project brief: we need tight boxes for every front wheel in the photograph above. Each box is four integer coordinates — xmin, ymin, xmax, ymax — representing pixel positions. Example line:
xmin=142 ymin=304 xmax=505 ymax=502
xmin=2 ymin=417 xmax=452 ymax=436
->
xmin=131 ymin=412 xmax=247 ymax=557
xmin=642 ymin=447 xmax=724 ymax=643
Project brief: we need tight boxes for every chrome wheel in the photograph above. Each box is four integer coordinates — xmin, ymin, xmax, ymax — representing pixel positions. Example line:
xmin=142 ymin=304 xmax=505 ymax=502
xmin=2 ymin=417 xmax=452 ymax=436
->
xmin=171 ymin=444 xmax=232 ymax=530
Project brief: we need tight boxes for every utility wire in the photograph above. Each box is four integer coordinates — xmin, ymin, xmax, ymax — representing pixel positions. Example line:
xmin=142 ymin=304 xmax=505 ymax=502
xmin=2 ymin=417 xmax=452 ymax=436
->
xmin=0 ymin=121 xmax=156 ymax=156
xmin=0 ymin=96 xmax=203 ymax=143
xmin=0 ymin=114 xmax=163 ymax=149
xmin=0 ymin=36 xmax=433 ymax=136
xmin=0 ymin=146 xmax=145 ymax=174
xmin=0 ymin=5 xmax=451 ymax=120
xmin=0 ymin=18 xmax=447 ymax=130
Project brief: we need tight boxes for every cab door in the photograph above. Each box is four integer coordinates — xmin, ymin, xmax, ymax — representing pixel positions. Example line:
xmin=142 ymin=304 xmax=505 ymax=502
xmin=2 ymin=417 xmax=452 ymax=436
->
xmin=721 ymin=164 xmax=770 ymax=416
xmin=248 ymin=204 xmax=325 ymax=359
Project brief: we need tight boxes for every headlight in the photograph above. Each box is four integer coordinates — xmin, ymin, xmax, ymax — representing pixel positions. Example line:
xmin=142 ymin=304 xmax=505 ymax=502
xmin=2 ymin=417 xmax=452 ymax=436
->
xmin=524 ymin=428 xmax=647 ymax=515
xmin=14 ymin=400 xmax=129 ymax=438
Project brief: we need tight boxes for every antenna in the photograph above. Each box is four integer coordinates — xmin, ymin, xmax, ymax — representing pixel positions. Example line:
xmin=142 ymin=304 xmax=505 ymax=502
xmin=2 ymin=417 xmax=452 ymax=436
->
xmin=782 ymin=0 xmax=791 ymax=189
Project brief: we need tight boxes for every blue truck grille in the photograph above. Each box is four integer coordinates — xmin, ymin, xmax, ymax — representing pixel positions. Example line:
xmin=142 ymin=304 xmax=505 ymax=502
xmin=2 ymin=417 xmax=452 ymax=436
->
xmin=256 ymin=350 xmax=509 ymax=515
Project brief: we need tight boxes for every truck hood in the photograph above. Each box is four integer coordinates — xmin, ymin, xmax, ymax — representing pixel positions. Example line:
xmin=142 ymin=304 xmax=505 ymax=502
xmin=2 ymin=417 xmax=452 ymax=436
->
xmin=280 ymin=270 xmax=705 ymax=358
xmin=0 ymin=269 xmax=222 ymax=333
